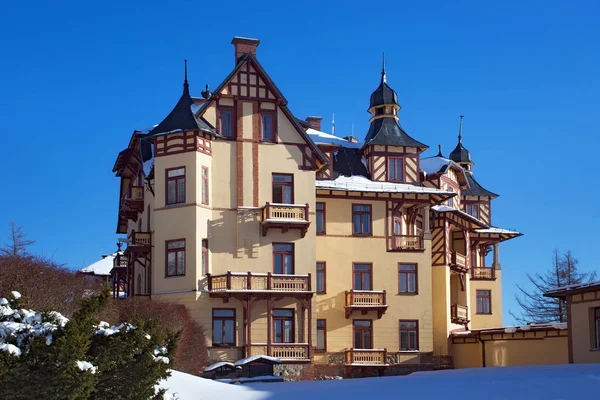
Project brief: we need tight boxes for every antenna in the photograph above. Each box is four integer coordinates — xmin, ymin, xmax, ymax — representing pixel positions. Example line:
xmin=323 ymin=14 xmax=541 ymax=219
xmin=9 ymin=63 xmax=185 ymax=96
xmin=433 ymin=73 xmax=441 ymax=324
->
xmin=352 ymin=122 xmax=354 ymax=138
xmin=458 ymin=114 xmax=464 ymax=143
xmin=382 ymin=53 xmax=387 ymax=83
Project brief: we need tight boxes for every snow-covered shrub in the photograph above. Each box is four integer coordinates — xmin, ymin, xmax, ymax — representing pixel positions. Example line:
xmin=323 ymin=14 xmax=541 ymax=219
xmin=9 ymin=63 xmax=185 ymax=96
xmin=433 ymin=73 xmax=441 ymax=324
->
xmin=0 ymin=289 xmax=177 ymax=400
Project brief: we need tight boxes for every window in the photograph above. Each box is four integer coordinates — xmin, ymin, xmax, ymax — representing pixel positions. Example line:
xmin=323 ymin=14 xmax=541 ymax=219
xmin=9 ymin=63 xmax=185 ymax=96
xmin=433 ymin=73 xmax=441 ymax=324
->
xmin=316 ymin=202 xmax=326 ymax=235
xmin=476 ymin=290 xmax=492 ymax=314
xmin=273 ymin=243 xmax=294 ymax=274
xmin=202 ymin=239 xmax=208 ymax=275
xmin=316 ymin=320 xmax=327 ymax=351
xmin=388 ymin=157 xmax=403 ymax=182
xmin=399 ymin=320 xmax=419 ymax=351
xmin=447 ymin=187 xmax=454 ymax=207
xmin=272 ymin=174 xmax=293 ymax=204
xmin=399 ymin=264 xmax=418 ymax=294
xmin=316 ymin=262 xmax=326 ymax=294
xmin=352 ymin=204 xmax=372 ymax=235
xmin=219 ymin=109 xmax=233 ymax=138
xmin=273 ymin=309 xmax=294 ymax=343
xmin=353 ymin=320 xmax=372 ymax=349
xmin=212 ymin=309 xmax=235 ymax=346
xmin=201 ymin=166 xmax=209 ymax=205
xmin=166 ymin=239 xmax=185 ymax=277
xmin=466 ymin=204 xmax=479 ymax=218
xmin=353 ymin=263 xmax=372 ymax=291
xmin=261 ymin=113 xmax=275 ymax=141
xmin=166 ymin=167 xmax=185 ymax=205
xmin=594 ymin=307 xmax=600 ymax=349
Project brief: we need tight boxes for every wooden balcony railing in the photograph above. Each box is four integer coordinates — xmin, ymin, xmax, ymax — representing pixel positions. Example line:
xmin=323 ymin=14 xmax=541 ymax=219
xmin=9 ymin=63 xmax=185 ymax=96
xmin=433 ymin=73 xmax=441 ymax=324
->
xmin=471 ymin=267 xmax=496 ymax=280
xmin=113 ymin=253 xmax=127 ymax=268
xmin=247 ymin=343 xmax=310 ymax=360
xmin=344 ymin=290 xmax=388 ymax=318
xmin=263 ymin=203 xmax=309 ymax=222
xmin=124 ymin=186 xmax=144 ymax=201
xmin=345 ymin=348 xmax=387 ymax=366
xmin=390 ymin=235 xmax=424 ymax=251
xmin=451 ymin=304 xmax=469 ymax=324
xmin=261 ymin=203 xmax=310 ymax=237
xmin=451 ymin=251 xmax=467 ymax=271
xmin=207 ymin=271 xmax=311 ymax=292
xmin=128 ymin=230 xmax=151 ymax=247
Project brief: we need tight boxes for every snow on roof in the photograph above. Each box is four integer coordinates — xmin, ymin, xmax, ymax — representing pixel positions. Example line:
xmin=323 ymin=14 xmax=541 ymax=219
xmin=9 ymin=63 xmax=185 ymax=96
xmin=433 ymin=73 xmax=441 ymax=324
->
xmin=317 ymin=175 xmax=455 ymax=195
xmin=233 ymin=355 xmax=281 ymax=366
xmin=432 ymin=204 xmax=488 ymax=227
xmin=419 ymin=156 xmax=453 ymax=175
xmin=160 ymin=365 xmax=600 ymax=400
xmin=204 ymin=361 xmax=236 ymax=372
xmin=79 ymin=252 xmax=122 ymax=276
xmin=306 ymin=128 xmax=363 ymax=149
xmin=452 ymin=322 xmax=568 ymax=337
xmin=474 ymin=227 xmax=521 ymax=235
xmin=545 ymin=280 xmax=600 ymax=296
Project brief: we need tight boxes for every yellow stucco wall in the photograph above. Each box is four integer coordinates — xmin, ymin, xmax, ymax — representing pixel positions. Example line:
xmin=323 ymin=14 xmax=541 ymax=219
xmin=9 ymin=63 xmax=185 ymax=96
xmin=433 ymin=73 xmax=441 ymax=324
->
xmin=469 ymin=270 xmax=503 ymax=329
xmin=452 ymin=333 xmax=568 ymax=368
xmin=569 ymin=296 xmax=600 ymax=364
xmin=315 ymin=198 xmax=433 ymax=354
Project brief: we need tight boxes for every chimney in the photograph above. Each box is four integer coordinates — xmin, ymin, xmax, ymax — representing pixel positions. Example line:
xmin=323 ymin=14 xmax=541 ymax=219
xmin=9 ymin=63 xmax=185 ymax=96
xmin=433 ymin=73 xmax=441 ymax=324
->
xmin=306 ymin=116 xmax=323 ymax=131
xmin=231 ymin=36 xmax=260 ymax=63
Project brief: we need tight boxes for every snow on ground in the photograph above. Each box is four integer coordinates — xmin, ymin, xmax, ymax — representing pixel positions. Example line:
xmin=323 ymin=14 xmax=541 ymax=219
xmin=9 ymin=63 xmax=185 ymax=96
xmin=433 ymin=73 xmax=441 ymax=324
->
xmin=161 ymin=364 xmax=600 ymax=400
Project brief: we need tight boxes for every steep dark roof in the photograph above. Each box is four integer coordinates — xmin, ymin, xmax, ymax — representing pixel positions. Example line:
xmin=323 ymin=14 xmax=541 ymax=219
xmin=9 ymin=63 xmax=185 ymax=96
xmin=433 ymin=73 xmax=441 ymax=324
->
xmin=449 ymin=142 xmax=472 ymax=164
xmin=369 ymin=73 xmax=399 ymax=109
xmin=149 ymin=79 xmax=216 ymax=137
xmin=463 ymin=173 xmax=498 ymax=198
xmin=333 ymin=148 xmax=370 ymax=179
xmin=363 ymin=118 xmax=428 ymax=149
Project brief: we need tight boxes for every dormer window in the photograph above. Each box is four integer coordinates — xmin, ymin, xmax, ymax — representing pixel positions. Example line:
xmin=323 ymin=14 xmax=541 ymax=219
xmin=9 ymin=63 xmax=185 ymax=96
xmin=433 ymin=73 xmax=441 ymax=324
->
xmin=466 ymin=204 xmax=479 ymax=218
xmin=376 ymin=107 xmax=385 ymax=116
xmin=388 ymin=157 xmax=403 ymax=182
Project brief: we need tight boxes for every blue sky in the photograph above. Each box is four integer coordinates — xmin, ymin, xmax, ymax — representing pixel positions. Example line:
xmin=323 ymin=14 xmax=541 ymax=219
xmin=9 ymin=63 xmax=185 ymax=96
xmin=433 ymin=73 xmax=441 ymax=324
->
xmin=1 ymin=0 xmax=598 ymax=324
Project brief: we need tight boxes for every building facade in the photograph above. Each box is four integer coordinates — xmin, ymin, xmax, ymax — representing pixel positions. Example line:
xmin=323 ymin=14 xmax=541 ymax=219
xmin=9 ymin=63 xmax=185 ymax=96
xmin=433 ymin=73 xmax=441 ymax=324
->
xmin=545 ymin=281 xmax=600 ymax=364
xmin=111 ymin=37 xmax=521 ymax=367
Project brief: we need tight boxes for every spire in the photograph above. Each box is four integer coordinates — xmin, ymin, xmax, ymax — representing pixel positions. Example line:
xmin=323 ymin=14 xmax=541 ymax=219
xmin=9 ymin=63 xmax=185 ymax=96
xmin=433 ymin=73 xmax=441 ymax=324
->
xmin=382 ymin=53 xmax=386 ymax=83
xmin=332 ymin=113 xmax=336 ymax=136
xmin=183 ymin=59 xmax=189 ymax=94
xmin=437 ymin=144 xmax=443 ymax=157
xmin=458 ymin=114 xmax=464 ymax=143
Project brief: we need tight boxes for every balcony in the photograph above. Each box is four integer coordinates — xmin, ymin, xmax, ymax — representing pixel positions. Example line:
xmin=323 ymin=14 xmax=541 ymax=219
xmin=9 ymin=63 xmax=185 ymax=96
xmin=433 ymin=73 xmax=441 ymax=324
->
xmin=450 ymin=251 xmax=467 ymax=273
xmin=389 ymin=235 xmax=424 ymax=252
xmin=113 ymin=253 xmax=128 ymax=268
xmin=207 ymin=271 xmax=311 ymax=297
xmin=261 ymin=203 xmax=310 ymax=238
xmin=123 ymin=186 xmax=144 ymax=213
xmin=471 ymin=267 xmax=496 ymax=280
xmin=345 ymin=348 xmax=388 ymax=366
xmin=128 ymin=230 xmax=151 ymax=249
xmin=344 ymin=290 xmax=388 ymax=318
xmin=451 ymin=304 xmax=469 ymax=324
xmin=247 ymin=343 xmax=310 ymax=362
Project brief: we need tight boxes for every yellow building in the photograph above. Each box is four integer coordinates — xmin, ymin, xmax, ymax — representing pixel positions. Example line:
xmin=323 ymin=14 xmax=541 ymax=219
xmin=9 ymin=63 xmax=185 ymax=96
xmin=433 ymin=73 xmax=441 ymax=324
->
xmin=545 ymin=281 xmax=600 ymax=364
xmin=111 ymin=37 xmax=521 ymax=368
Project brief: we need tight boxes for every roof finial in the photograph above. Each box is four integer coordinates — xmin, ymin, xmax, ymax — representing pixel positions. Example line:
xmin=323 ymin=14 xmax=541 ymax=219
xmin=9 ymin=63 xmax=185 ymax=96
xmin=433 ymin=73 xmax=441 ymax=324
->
xmin=183 ymin=59 xmax=189 ymax=91
xmin=437 ymin=144 xmax=443 ymax=157
xmin=382 ymin=53 xmax=387 ymax=84
xmin=458 ymin=114 xmax=464 ymax=143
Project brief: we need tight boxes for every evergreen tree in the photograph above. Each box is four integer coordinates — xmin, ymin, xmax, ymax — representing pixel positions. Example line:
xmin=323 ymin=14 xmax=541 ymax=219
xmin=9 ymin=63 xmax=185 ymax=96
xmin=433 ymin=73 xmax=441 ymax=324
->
xmin=0 ymin=289 xmax=175 ymax=399
xmin=510 ymin=249 xmax=597 ymax=324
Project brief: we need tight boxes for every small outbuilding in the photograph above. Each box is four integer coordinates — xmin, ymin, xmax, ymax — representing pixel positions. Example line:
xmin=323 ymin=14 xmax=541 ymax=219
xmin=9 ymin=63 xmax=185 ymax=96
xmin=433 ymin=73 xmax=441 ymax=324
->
xmin=202 ymin=362 xmax=238 ymax=379
xmin=234 ymin=355 xmax=281 ymax=378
